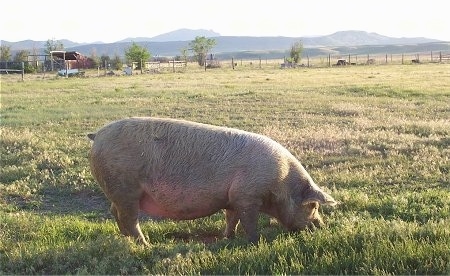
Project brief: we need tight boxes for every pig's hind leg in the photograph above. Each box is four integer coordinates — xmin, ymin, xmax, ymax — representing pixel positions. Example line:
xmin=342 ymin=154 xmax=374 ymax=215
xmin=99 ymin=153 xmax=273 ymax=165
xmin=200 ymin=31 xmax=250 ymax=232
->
xmin=110 ymin=200 xmax=148 ymax=245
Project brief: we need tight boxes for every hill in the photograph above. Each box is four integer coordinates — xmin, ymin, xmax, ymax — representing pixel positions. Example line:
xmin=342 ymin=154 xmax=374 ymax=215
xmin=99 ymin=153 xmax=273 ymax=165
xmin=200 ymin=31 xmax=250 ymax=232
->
xmin=118 ymin=28 xmax=220 ymax=43
xmin=1 ymin=29 xmax=446 ymax=59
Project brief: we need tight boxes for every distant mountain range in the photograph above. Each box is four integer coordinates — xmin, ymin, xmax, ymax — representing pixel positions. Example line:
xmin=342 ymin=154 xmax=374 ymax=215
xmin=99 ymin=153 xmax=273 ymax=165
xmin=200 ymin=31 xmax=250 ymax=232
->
xmin=117 ymin=28 xmax=221 ymax=43
xmin=2 ymin=29 xmax=448 ymax=59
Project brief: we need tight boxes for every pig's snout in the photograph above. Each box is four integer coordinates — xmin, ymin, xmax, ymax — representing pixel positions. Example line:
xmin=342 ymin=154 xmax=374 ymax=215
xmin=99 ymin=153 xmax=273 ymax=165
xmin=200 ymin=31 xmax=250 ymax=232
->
xmin=287 ymin=201 xmax=326 ymax=232
xmin=288 ymin=212 xmax=325 ymax=232
xmin=290 ymin=218 xmax=323 ymax=232
xmin=311 ymin=216 xmax=324 ymax=228
xmin=303 ymin=217 xmax=324 ymax=232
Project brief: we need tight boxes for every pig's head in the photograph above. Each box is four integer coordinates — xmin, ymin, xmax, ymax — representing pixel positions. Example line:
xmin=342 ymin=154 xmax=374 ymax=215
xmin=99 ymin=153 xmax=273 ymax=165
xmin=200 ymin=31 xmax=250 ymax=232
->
xmin=284 ymin=185 xmax=337 ymax=232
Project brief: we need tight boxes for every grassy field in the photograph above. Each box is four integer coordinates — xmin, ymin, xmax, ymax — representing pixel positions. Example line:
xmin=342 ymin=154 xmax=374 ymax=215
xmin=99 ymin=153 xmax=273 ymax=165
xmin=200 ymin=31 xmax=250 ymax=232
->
xmin=1 ymin=63 xmax=449 ymax=274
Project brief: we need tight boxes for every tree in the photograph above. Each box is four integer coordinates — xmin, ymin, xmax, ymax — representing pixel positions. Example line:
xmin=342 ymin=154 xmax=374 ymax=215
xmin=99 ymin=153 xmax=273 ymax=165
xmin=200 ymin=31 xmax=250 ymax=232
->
xmin=124 ymin=42 xmax=151 ymax=69
xmin=1 ymin=45 xmax=11 ymax=61
xmin=100 ymin=54 xmax=111 ymax=69
xmin=13 ymin=50 xmax=29 ymax=62
xmin=89 ymin=50 xmax=100 ymax=69
xmin=179 ymin=47 xmax=189 ymax=62
xmin=111 ymin=54 xmax=123 ymax=71
xmin=14 ymin=50 xmax=35 ymax=73
xmin=189 ymin=36 xmax=216 ymax=66
xmin=290 ymin=41 xmax=303 ymax=64
xmin=45 ymin=38 xmax=64 ymax=55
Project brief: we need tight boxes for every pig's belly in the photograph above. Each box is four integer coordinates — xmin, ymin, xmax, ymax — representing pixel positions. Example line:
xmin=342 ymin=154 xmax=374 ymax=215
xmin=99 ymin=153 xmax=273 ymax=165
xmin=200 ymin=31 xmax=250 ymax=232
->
xmin=139 ymin=188 xmax=227 ymax=220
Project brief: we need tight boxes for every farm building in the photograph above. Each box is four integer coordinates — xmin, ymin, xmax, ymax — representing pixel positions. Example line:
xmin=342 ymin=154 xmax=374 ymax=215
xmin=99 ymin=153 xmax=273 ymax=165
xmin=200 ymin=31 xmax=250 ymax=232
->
xmin=50 ymin=51 xmax=91 ymax=70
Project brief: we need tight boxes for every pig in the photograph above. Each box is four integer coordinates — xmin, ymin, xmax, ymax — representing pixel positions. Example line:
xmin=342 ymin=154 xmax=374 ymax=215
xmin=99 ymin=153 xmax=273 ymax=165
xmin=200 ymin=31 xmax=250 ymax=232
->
xmin=87 ymin=117 xmax=336 ymax=245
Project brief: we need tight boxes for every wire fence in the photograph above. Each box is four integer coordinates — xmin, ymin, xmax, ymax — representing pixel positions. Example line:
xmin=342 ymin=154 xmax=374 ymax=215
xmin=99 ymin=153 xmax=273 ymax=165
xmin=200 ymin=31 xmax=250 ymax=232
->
xmin=1 ymin=50 xmax=449 ymax=79
xmin=223 ymin=50 xmax=450 ymax=69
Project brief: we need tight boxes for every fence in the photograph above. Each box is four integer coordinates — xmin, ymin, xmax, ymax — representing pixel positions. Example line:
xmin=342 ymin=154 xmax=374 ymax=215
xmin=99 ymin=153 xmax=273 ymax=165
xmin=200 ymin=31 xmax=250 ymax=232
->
xmin=321 ymin=51 xmax=450 ymax=66
xmin=2 ymin=50 xmax=449 ymax=80
xmin=302 ymin=51 xmax=450 ymax=67
xmin=217 ymin=50 xmax=450 ymax=69
xmin=130 ymin=60 xmax=187 ymax=73
xmin=0 ymin=61 xmax=25 ymax=80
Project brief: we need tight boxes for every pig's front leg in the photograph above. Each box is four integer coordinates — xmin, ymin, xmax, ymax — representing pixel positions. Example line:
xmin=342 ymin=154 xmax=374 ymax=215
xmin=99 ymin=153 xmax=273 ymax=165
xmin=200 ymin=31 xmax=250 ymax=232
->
xmin=224 ymin=209 xmax=239 ymax=238
xmin=237 ymin=208 xmax=260 ymax=243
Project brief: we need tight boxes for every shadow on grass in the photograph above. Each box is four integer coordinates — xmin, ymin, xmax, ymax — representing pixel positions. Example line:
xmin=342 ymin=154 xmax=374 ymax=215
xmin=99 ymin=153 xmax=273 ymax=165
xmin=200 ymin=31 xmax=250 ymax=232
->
xmin=151 ymin=215 xmax=285 ymax=248
xmin=4 ymin=186 xmax=111 ymax=220
xmin=41 ymin=187 xmax=112 ymax=219
xmin=2 ymin=235 xmax=147 ymax=275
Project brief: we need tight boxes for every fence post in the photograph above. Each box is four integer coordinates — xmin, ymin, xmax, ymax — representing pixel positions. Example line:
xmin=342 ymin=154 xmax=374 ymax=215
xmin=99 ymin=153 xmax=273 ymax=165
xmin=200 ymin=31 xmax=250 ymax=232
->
xmin=431 ymin=51 xmax=433 ymax=62
xmin=385 ymin=54 xmax=388 ymax=64
xmin=42 ymin=57 xmax=46 ymax=79
xmin=328 ymin=54 xmax=331 ymax=67
xmin=439 ymin=51 xmax=442 ymax=62
xmin=173 ymin=58 xmax=175 ymax=73
xmin=402 ymin=54 xmax=404 ymax=64
xmin=232 ymin=57 xmax=235 ymax=69
xmin=21 ymin=62 xmax=24 ymax=81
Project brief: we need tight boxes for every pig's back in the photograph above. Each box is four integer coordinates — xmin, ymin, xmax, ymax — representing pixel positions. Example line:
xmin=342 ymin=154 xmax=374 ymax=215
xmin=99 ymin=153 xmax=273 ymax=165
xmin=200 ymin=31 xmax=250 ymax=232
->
xmin=90 ymin=117 xmax=292 ymax=189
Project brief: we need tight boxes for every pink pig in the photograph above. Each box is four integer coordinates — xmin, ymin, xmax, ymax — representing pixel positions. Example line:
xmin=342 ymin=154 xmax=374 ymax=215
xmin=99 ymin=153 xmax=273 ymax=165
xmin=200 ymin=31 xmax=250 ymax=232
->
xmin=88 ymin=117 xmax=336 ymax=244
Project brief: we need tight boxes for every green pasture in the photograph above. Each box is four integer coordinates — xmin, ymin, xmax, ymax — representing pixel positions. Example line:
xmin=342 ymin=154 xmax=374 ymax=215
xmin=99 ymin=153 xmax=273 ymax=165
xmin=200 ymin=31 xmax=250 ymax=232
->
xmin=1 ymin=63 xmax=449 ymax=274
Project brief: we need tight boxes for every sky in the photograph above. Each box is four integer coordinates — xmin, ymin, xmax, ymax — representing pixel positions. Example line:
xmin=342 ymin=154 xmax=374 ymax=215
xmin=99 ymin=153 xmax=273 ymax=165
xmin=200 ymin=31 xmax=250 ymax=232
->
xmin=2 ymin=0 xmax=449 ymax=43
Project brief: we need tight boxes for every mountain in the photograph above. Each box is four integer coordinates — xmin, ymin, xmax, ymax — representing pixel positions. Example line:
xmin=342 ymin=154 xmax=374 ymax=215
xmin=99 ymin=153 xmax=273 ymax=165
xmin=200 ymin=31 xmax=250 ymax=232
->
xmin=2 ymin=30 xmax=446 ymax=59
xmin=118 ymin=28 xmax=220 ymax=43
xmin=1 ymin=39 xmax=93 ymax=52
xmin=304 ymin=30 xmax=439 ymax=46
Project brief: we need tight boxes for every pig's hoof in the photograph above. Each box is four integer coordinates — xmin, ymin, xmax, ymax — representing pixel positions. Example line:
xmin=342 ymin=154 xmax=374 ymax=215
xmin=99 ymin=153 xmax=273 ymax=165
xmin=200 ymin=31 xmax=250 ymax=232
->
xmin=136 ymin=237 xmax=149 ymax=246
xmin=248 ymin=235 xmax=260 ymax=244
xmin=224 ymin=231 xmax=236 ymax=239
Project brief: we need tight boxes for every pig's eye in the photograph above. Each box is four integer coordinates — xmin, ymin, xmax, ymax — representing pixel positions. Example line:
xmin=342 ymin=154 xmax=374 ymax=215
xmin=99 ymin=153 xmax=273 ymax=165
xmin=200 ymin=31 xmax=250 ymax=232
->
xmin=309 ymin=202 xmax=318 ymax=210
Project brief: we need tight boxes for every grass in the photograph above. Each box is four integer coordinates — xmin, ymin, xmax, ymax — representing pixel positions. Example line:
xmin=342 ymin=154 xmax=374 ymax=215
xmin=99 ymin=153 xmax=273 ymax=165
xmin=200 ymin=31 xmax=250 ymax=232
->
xmin=1 ymin=63 xmax=449 ymax=274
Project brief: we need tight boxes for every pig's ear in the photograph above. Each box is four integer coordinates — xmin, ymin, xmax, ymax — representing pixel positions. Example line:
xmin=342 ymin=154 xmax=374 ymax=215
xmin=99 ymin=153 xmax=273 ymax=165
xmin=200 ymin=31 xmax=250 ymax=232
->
xmin=87 ymin=133 xmax=96 ymax=141
xmin=302 ymin=187 xmax=337 ymax=206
